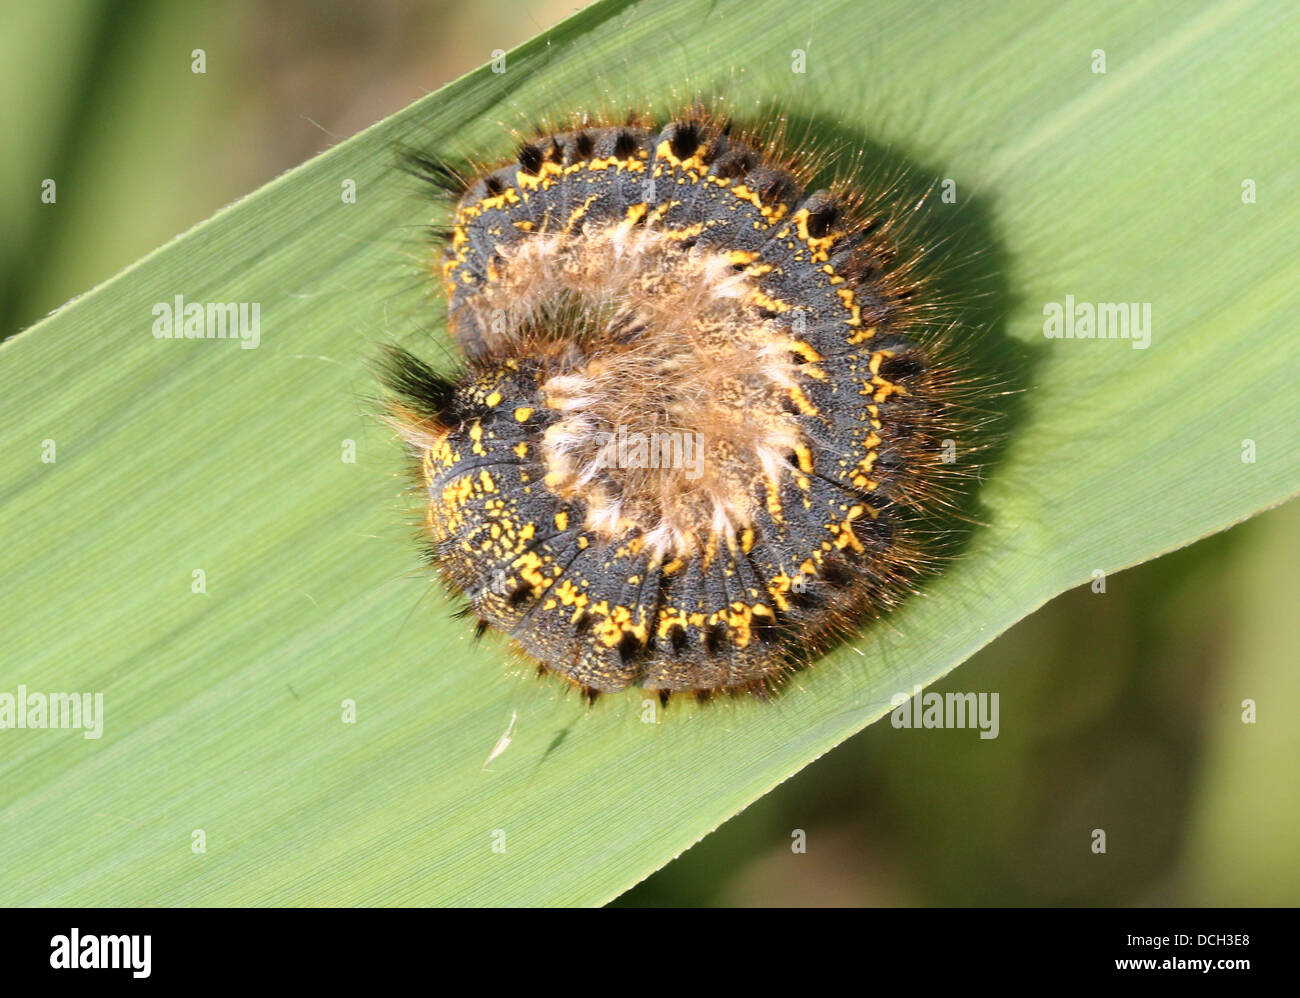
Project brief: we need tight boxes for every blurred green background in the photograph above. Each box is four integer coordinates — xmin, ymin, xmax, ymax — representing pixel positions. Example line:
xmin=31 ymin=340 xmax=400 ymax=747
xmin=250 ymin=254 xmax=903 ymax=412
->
xmin=3 ymin=0 xmax=1295 ymax=906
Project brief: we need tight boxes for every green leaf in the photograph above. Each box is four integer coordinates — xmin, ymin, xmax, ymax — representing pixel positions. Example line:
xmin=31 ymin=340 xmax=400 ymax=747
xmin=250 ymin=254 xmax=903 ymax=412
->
xmin=2 ymin=0 xmax=1296 ymax=905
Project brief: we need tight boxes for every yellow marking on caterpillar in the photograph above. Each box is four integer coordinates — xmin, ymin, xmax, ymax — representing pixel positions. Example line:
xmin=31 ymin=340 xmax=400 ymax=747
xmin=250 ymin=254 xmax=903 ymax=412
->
xmin=790 ymin=208 xmax=838 ymax=262
xmin=476 ymin=189 xmax=521 ymax=212
xmin=729 ymin=184 xmax=790 ymax=222
xmin=868 ymin=350 xmax=897 ymax=375
xmin=514 ymin=407 xmax=534 ymax=422
xmin=565 ymin=194 xmax=601 ymax=231
xmin=554 ymin=511 xmax=569 ymax=531
xmin=554 ymin=579 xmax=588 ymax=609
xmin=871 ymin=376 xmax=908 ymax=402
xmin=788 ymin=340 xmax=823 ymax=364
xmin=441 ymin=475 xmax=474 ymax=508
xmin=767 ymin=571 xmax=794 ymax=612
xmin=595 ymin=603 xmax=648 ymax=648
xmin=654 ymin=139 xmax=710 ymax=174
xmin=836 ymin=287 xmax=867 ymax=329
xmin=484 ymin=391 xmax=502 ymax=407
xmin=749 ymin=289 xmax=792 ymax=313
xmin=656 ymin=608 xmax=690 ymax=639
xmin=468 ymin=420 xmax=486 ymax=456
xmin=514 ymin=551 xmax=552 ymax=593
xmin=786 ymin=384 xmax=819 ymax=416
xmin=516 ymin=160 xmax=563 ymax=190
xmin=647 ymin=201 xmax=679 ymax=224
xmin=860 ymin=373 xmax=906 ymax=402
xmin=830 ymin=505 xmax=867 ymax=553
xmin=787 ymin=338 xmax=828 ymax=381
xmin=663 ymin=222 xmax=704 ymax=240
xmin=583 ymin=155 xmax=647 ymax=174
xmin=723 ymin=602 xmax=755 ymax=648
xmin=765 ymin=478 xmax=783 ymax=519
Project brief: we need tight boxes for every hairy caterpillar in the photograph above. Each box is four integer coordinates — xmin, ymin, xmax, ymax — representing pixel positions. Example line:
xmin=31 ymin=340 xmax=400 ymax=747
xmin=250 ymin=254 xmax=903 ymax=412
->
xmin=384 ymin=102 xmax=992 ymax=701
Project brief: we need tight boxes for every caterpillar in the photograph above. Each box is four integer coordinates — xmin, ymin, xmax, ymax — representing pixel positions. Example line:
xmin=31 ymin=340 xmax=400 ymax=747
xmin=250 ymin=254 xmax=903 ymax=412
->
xmin=384 ymin=104 xmax=984 ymax=701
